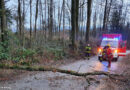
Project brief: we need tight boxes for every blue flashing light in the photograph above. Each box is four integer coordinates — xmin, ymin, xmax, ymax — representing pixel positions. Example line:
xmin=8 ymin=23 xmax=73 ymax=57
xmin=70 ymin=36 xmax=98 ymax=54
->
xmin=103 ymin=37 xmax=119 ymax=41
xmin=103 ymin=38 xmax=107 ymax=40
xmin=114 ymin=38 xmax=119 ymax=41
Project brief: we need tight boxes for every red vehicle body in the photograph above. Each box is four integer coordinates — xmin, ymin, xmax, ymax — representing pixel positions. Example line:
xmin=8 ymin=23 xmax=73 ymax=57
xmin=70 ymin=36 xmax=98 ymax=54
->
xmin=98 ymin=34 xmax=126 ymax=61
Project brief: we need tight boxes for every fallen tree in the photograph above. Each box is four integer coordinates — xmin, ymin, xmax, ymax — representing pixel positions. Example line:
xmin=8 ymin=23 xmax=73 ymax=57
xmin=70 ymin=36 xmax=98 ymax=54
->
xmin=0 ymin=64 xmax=121 ymax=78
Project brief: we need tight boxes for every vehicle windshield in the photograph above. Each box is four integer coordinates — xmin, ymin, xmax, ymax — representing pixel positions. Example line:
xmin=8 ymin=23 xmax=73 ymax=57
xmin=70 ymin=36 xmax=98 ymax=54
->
xmin=101 ymin=40 xmax=118 ymax=48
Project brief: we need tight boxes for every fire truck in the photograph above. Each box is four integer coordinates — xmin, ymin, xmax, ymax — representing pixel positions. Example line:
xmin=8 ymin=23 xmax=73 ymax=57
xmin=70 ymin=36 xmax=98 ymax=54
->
xmin=98 ymin=34 xmax=126 ymax=61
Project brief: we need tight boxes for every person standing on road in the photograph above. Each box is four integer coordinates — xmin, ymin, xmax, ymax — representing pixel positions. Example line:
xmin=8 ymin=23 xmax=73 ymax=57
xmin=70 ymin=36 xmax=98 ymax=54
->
xmin=106 ymin=44 xmax=113 ymax=68
xmin=85 ymin=44 xmax=91 ymax=60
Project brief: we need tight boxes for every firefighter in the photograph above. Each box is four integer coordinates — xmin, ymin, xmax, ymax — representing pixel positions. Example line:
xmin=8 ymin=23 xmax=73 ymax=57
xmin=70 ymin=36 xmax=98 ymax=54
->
xmin=102 ymin=45 xmax=109 ymax=60
xmin=85 ymin=44 xmax=91 ymax=60
xmin=106 ymin=44 xmax=113 ymax=68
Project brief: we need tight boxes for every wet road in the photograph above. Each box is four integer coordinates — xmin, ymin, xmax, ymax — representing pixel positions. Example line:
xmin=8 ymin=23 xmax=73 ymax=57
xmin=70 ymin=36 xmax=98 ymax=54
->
xmin=0 ymin=51 xmax=130 ymax=90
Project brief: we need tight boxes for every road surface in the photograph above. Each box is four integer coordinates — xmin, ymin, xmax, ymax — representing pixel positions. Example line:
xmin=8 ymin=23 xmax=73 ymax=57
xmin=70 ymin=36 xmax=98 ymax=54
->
xmin=0 ymin=51 xmax=130 ymax=90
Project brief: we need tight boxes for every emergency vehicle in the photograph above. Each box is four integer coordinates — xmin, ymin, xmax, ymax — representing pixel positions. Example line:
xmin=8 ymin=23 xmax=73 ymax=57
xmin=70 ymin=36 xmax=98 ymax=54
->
xmin=98 ymin=34 xmax=126 ymax=61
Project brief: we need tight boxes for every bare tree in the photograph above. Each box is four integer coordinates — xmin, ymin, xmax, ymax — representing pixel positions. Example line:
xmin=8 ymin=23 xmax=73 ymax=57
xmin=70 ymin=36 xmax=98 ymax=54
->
xmin=103 ymin=0 xmax=108 ymax=32
xmin=30 ymin=0 xmax=32 ymax=47
xmin=75 ymin=0 xmax=79 ymax=41
xmin=49 ymin=0 xmax=53 ymax=40
xmin=22 ymin=0 xmax=25 ymax=47
xmin=71 ymin=0 xmax=79 ymax=49
xmin=34 ymin=0 xmax=39 ymax=38
xmin=44 ymin=0 xmax=47 ymax=41
xmin=86 ymin=0 xmax=92 ymax=42
xmin=71 ymin=0 xmax=76 ymax=49
xmin=63 ymin=0 xmax=65 ymax=41
xmin=58 ymin=0 xmax=63 ymax=40
xmin=18 ymin=0 xmax=22 ymax=37
xmin=0 ymin=0 xmax=6 ymax=44
xmin=92 ymin=11 xmax=97 ymax=37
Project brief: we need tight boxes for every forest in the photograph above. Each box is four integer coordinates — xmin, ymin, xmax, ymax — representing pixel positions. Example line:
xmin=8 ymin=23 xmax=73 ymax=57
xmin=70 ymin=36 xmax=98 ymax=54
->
xmin=0 ymin=0 xmax=130 ymax=89
xmin=0 ymin=0 xmax=129 ymax=62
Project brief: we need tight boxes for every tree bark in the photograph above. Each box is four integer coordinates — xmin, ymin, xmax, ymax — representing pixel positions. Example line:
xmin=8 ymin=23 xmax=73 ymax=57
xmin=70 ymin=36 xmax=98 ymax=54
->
xmin=93 ymin=11 xmax=97 ymax=37
xmin=86 ymin=0 xmax=92 ymax=42
xmin=58 ymin=1 xmax=63 ymax=40
xmin=0 ymin=64 xmax=120 ymax=78
xmin=30 ymin=0 xmax=32 ymax=47
xmin=0 ymin=0 xmax=6 ymax=43
xmin=75 ymin=0 xmax=79 ymax=41
xmin=106 ymin=0 xmax=113 ymax=33
xmin=18 ymin=0 xmax=22 ymax=37
xmin=49 ymin=0 xmax=53 ymax=40
xmin=71 ymin=0 xmax=79 ymax=50
xmin=63 ymin=0 xmax=65 ymax=40
xmin=34 ymin=0 xmax=39 ymax=38
xmin=71 ymin=0 xmax=76 ymax=49
xmin=22 ymin=0 xmax=25 ymax=47
xmin=103 ymin=0 xmax=108 ymax=32
xmin=44 ymin=0 xmax=47 ymax=41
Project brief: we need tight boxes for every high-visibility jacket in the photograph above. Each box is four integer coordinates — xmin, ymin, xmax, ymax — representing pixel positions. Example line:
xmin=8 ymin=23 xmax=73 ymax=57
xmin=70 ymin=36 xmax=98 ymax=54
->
xmin=103 ymin=46 xmax=112 ymax=59
xmin=85 ymin=46 xmax=91 ymax=53
xmin=102 ymin=46 xmax=108 ymax=56
xmin=106 ymin=48 xmax=113 ymax=58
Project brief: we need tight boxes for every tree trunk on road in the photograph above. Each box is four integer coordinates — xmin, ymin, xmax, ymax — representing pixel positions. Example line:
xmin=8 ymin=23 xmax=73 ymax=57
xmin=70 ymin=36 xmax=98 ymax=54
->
xmin=0 ymin=64 xmax=120 ymax=78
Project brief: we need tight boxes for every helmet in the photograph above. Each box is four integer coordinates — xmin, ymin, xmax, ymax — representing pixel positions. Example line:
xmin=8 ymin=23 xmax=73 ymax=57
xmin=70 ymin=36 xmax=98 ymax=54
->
xmin=87 ymin=44 xmax=90 ymax=46
xmin=107 ymin=44 xmax=111 ymax=47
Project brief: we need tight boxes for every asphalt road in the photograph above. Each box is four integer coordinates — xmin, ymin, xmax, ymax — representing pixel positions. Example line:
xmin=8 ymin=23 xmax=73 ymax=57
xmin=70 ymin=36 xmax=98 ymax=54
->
xmin=0 ymin=51 xmax=130 ymax=90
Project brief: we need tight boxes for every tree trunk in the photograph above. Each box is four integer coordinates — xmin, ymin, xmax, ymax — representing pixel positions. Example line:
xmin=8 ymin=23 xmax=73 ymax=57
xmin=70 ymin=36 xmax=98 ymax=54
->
xmin=22 ymin=0 xmax=25 ymax=47
xmin=18 ymin=0 xmax=22 ymax=38
xmin=106 ymin=0 xmax=113 ymax=33
xmin=71 ymin=0 xmax=76 ymax=49
xmin=58 ymin=1 xmax=63 ymax=40
xmin=30 ymin=0 xmax=32 ymax=47
xmin=44 ymin=0 xmax=47 ymax=42
xmin=103 ymin=0 xmax=108 ymax=32
xmin=0 ymin=64 xmax=120 ymax=79
xmin=85 ymin=0 xmax=92 ymax=42
xmin=93 ymin=11 xmax=97 ymax=37
xmin=0 ymin=0 xmax=6 ymax=44
xmin=75 ymin=0 xmax=79 ymax=41
xmin=34 ymin=0 xmax=39 ymax=38
xmin=63 ymin=0 xmax=65 ymax=46
xmin=81 ymin=0 xmax=85 ymax=40
xmin=49 ymin=0 xmax=53 ymax=40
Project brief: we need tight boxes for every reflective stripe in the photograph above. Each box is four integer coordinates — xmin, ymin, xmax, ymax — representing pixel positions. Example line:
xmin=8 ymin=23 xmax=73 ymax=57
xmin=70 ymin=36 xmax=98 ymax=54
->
xmin=118 ymin=53 xmax=126 ymax=56
xmin=85 ymin=46 xmax=91 ymax=54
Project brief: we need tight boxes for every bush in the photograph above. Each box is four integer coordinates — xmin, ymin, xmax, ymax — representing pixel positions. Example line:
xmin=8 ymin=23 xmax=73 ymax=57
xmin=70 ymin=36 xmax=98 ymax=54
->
xmin=42 ymin=42 xmax=65 ymax=60
xmin=0 ymin=42 xmax=10 ymax=60
xmin=0 ymin=53 xmax=9 ymax=60
xmin=11 ymin=48 xmax=36 ymax=62
xmin=46 ymin=47 xmax=65 ymax=60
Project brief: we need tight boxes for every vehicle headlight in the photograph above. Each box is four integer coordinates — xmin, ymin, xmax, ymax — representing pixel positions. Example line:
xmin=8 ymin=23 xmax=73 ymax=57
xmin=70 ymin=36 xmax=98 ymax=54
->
xmin=114 ymin=49 xmax=118 ymax=53
xmin=99 ymin=49 xmax=102 ymax=52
